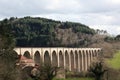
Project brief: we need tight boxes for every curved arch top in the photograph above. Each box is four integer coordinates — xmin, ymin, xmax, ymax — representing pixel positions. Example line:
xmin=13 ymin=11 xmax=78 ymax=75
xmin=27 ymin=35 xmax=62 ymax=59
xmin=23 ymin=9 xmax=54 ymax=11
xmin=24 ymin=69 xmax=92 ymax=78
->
xmin=14 ymin=47 xmax=102 ymax=72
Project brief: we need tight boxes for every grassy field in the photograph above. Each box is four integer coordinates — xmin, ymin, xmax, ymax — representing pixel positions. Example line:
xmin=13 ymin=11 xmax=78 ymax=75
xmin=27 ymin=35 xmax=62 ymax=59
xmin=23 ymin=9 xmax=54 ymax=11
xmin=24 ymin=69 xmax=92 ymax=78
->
xmin=107 ymin=51 xmax=120 ymax=69
xmin=54 ymin=77 xmax=94 ymax=80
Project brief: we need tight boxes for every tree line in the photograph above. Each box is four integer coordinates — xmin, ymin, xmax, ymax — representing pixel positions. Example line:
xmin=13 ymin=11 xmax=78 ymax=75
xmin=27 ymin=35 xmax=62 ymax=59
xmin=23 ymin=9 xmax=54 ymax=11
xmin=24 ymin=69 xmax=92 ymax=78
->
xmin=3 ymin=16 xmax=96 ymax=47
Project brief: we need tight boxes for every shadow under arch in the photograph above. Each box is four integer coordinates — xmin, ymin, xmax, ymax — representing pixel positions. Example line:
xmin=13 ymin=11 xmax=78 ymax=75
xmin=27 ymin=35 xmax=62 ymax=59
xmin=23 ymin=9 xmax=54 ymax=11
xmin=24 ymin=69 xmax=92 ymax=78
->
xmin=70 ymin=50 xmax=74 ymax=71
xmin=23 ymin=51 xmax=31 ymax=59
xmin=65 ymin=50 xmax=69 ymax=70
xmin=86 ymin=50 xmax=89 ymax=68
xmin=75 ymin=50 xmax=78 ymax=71
xmin=79 ymin=50 xmax=82 ymax=71
xmin=34 ymin=51 xmax=41 ymax=65
xmin=83 ymin=50 xmax=86 ymax=71
xmin=59 ymin=50 xmax=64 ymax=68
xmin=52 ymin=51 xmax=58 ymax=67
xmin=44 ymin=51 xmax=51 ymax=65
xmin=89 ymin=50 xmax=92 ymax=65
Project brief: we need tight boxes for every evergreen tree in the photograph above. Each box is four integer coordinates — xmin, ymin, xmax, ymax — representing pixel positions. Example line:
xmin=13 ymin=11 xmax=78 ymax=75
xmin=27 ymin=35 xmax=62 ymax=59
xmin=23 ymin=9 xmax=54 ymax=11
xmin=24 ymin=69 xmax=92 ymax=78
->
xmin=0 ymin=19 xmax=19 ymax=80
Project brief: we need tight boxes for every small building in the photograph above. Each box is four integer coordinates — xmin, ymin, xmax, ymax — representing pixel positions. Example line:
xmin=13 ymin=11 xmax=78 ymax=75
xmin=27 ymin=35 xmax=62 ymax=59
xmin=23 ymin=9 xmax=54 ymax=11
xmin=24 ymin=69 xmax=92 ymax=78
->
xmin=16 ymin=55 xmax=35 ymax=68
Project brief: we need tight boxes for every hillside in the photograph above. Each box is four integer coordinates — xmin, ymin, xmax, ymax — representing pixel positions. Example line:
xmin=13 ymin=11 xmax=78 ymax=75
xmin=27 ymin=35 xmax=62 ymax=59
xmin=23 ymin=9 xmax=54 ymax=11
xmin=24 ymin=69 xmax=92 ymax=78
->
xmin=2 ymin=17 xmax=96 ymax=47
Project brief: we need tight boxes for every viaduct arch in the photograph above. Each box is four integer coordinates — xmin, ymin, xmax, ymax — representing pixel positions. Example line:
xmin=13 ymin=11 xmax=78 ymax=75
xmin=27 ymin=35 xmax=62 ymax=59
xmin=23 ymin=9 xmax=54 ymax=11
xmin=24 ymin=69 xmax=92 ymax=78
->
xmin=14 ymin=47 xmax=101 ymax=72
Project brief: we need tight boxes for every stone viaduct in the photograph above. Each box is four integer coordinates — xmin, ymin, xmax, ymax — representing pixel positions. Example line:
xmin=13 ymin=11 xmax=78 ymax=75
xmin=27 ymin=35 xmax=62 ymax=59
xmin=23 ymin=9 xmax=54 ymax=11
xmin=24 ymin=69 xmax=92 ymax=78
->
xmin=14 ymin=47 xmax=102 ymax=72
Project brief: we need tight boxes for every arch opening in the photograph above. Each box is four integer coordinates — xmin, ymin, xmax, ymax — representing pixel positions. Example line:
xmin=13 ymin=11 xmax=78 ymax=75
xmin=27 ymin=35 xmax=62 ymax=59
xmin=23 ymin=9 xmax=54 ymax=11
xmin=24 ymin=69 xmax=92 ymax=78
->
xmin=23 ymin=51 xmax=31 ymax=59
xmin=94 ymin=50 xmax=97 ymax=56
xmin=70 ymin=51 xmax=74 ymax=71
xmin=75 ymin=50 xmax=78 ymax=71
xmin=89 ymin=50 xmax=92 ymax=64
xmin=83 ymin=50 xmax=86 ymax=71
xmin=52 ymin=51 xmax=58 ymax=67
xmin=34 ymin=51 xmax=41 ymax=65
xmin=59 ymin=51 xmax=64 ymax=68
xmin=65 ymin=51 xmax=69 ymax=70
xmin=86 ymin=50 xmax=89 ymax=68
xmin=79 ymin=51 xmax=82 ymax=71
xmin=44 ymin=51 xmax=51 ymax=65
xmin=92 ymin=50 xmax=95 ymax=57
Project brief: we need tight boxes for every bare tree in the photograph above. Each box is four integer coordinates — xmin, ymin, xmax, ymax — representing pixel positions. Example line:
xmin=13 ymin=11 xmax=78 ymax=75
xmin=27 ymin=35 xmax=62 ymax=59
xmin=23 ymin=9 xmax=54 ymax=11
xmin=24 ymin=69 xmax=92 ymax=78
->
xmin=88 ymin=61 xmax=107 ymax=80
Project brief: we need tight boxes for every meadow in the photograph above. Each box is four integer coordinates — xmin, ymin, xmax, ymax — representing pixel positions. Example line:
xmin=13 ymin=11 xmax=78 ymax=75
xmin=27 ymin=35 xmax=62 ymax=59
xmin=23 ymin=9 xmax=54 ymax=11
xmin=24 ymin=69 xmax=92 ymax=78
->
xmin=53 ymin=51 xmax=120 ymax=80
xmin=107 ymin=51 xmax=120 ymax=69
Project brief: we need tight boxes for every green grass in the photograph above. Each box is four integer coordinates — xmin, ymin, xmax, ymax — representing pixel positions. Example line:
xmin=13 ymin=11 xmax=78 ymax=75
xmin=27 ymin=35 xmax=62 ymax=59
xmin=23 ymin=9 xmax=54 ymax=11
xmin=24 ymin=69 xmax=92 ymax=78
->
xmin=54 ymin=77 xmax=94 ymax=80
xmin=107 ymin=51 xmax=120 ymax=69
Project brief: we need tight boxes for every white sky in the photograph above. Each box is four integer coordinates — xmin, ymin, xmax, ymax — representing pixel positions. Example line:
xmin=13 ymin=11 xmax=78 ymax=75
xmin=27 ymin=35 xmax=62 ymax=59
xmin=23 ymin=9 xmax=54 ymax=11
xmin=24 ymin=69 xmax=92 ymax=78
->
xmin=0 ymin=0 xmax=120 ymax=35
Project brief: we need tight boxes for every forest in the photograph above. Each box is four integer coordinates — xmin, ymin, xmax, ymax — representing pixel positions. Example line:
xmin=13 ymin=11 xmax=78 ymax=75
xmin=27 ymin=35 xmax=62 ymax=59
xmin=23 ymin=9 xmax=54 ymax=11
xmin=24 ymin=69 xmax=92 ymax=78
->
xmin=4 ymin=16 xmax=96 ymax=47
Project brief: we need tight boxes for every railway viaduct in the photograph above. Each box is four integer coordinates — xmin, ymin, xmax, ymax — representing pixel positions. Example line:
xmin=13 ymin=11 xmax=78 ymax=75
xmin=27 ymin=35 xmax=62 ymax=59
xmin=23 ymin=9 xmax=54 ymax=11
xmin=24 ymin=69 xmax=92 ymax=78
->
xmin=14 ymin=47 xmax=102 ymax=72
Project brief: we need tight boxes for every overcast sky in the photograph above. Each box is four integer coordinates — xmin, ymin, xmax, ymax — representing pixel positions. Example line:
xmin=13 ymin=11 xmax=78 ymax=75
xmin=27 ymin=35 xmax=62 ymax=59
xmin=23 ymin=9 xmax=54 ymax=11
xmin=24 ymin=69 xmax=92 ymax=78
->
xmin=0 ymin=0 xmax=120 ymax=35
